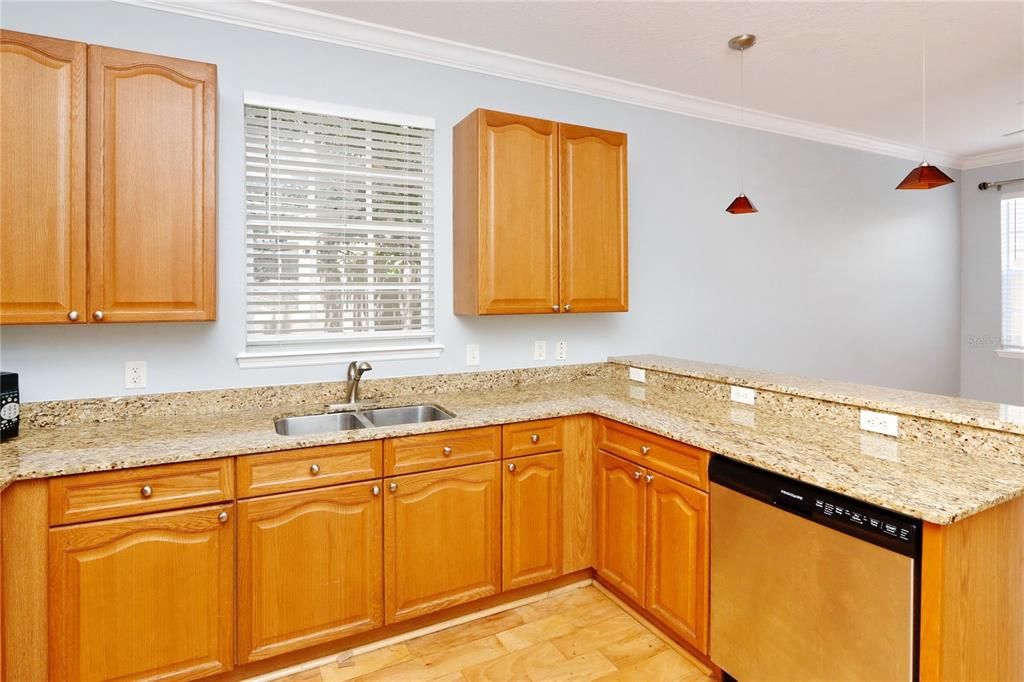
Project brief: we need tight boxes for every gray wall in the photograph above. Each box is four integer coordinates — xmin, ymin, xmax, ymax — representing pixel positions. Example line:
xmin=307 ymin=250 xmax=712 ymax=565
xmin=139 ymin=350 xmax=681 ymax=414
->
xmin=960 ymin=160 xmax=1024 ymax=405
xmin=0 ymin=1 xmax=963 ymax=402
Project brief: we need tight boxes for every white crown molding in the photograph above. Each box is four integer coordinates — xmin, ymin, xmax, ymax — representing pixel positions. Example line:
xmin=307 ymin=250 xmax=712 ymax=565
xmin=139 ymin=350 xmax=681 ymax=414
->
xmin=960 ymin=145 xmax=1024 ymax=171
xmin=116 ymin=0 xmax=965 ymax=168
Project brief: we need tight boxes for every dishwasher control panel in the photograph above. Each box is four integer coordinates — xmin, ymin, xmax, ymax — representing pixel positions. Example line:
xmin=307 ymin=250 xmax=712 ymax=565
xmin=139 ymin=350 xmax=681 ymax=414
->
xmin=813 ymin=498 xmax=916 ymax=544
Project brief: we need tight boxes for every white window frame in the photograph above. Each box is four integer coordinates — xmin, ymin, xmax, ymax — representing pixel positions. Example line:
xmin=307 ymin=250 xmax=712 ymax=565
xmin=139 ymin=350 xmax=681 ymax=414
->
xmin=237 ymin=93 xmax=442 ymax=369
xmin=997 ymin=190 xmax=1024 ymax=360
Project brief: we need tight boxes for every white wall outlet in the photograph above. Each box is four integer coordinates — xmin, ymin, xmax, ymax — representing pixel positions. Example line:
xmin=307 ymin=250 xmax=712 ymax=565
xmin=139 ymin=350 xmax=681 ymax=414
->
xmin=730 ymin=385 xmax=756 ymax=405
xmin=628 ymin=367 xmax=646 ymax=383
xmin=125 ymin=361 xmax=147 ymax=389
xmin=860 ymin=409 xmax=899 ymax=437
xmin=466 ymin=344 xmax=480 ymax=367
xmin=555 ymin=341 xmax=568 ymax=361
xmin=533 ymin=340 xmax=547 ymax=361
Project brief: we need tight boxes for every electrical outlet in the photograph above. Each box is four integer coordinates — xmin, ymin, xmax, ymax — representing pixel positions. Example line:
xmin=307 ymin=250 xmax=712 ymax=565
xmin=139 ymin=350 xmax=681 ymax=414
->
xmin=730 ymin=385 xmax=756 ymax=405
xmin=555 ymin=341 xmax=568 ymax=361
xmin=125 ymin=361 xmax=147 ymax=389
xmin=533 ymin=340 xmax=547 ymax=361
xmin=628 ymin=367 xmax=646 ymax=383
xmin=860 ymin=409 xmax=899 ymax=437
xmin=466 ymin=344 xmax=480 ymax=367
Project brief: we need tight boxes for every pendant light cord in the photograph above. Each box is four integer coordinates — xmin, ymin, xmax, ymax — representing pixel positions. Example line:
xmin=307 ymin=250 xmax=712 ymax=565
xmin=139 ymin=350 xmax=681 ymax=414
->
xmin=920 ymin=1 xmax=927 ymax=160
xmin=738 ymin=46 xmax=746 ymax=192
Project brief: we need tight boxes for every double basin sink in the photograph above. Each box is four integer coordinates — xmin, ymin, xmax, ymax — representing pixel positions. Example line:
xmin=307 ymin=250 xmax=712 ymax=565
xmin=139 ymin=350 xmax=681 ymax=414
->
xmin=275 ymin=404 xmax=454 ymax=436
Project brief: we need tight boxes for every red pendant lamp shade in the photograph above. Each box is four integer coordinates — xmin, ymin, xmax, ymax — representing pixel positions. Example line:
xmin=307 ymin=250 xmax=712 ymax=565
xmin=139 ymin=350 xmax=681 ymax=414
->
xmin=896 ymin=162 xmax=955 ymax=190
xmin=726 ymin=194 xmax=758 ymax=214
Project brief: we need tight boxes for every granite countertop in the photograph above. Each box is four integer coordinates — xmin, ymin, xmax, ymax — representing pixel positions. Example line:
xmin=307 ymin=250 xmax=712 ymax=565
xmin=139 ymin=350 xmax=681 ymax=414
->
xmin=2 ymin=377 xmax=1023 ymax=525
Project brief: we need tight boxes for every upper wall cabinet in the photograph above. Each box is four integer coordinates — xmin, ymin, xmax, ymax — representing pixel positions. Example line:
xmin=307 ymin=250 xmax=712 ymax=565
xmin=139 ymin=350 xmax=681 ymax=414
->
xmin=0 ymin=31 xmax=217 ymax=325
xmin=454 ymin=109 xmax=627 ymax=315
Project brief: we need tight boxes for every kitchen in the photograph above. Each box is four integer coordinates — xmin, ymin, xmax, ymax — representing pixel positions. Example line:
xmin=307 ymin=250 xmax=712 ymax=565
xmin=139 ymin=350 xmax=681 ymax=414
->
xmin=1 ymin=1 xmax=1022 ymax=681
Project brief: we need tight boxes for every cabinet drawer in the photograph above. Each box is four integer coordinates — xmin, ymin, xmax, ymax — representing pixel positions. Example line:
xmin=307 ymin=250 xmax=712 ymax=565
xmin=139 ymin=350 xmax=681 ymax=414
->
xmin=597 ymin=419 xmax=708 ymax=491
xmin=49 ymin=458 xmax=234 ymax=525
xmin=385 ymin=426 xmax=501 ymax=476
xmin=502 ymin=418 xmax=564 ymax=458
xmin=237 ymin=441 xmax=382 ymax=498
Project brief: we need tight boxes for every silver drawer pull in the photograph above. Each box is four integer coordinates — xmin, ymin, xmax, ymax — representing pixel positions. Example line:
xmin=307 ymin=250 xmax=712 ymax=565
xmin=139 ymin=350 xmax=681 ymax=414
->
xmin=218 ymin=511 xmax=229 ymax=524
xmin=633 ymin=470 xmax=642 ymax=480
xmin=372 ymin=485 xmax=381 ymax=496
xmin=140 ymin=485 xmax=153 ymax=498
xmin=530 ymin=434 xmax=540 ymax=444
xmin=442 ymin=446 xmax=453 ymax=456
xmin=309 ymin=463 xmax=320 ymax=475
xmin=93 ymin=310 xmax=104 ymax=321
xmin=67 ymin=310 xmax=79 ymax=321
xmin=508 ymin=462 xmax=517 ymax=473
xmin=389 ymin=482 xmax=398 ymax=492
xmin=640 ymin=445 xmax=651 ymax=455
xmin=645 ymin=474 xmax=654 ymax=484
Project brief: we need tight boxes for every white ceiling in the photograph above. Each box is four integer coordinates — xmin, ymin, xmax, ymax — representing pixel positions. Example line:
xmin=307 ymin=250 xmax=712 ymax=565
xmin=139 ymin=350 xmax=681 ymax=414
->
xmin=277 ymin=0 xmax=1024 ymax=163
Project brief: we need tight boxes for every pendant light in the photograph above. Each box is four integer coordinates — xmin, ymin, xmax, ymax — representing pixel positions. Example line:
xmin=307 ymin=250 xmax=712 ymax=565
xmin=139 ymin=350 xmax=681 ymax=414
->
xmin=726 ymin=33 xmax=758 ymax=213
xmin=896 ymin=6 xmax=954 ymax=190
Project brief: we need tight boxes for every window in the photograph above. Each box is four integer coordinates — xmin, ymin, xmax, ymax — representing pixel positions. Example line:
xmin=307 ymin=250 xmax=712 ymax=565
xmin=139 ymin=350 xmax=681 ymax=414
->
xmin=241 ymin=95 xmax=439 ymax=367
xmin=1001 ymin=192 xmax=1024 ymax=353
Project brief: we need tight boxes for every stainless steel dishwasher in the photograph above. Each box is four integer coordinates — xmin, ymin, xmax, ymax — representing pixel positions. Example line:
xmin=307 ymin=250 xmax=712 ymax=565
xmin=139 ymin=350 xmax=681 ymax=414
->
xmin=709 ymin=457 xmax=921 ymax=682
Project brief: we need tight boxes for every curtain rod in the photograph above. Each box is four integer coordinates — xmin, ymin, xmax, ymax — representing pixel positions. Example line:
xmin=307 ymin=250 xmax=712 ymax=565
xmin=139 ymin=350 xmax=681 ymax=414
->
xmin=978 ymin=178 xmax=1024 ymax=191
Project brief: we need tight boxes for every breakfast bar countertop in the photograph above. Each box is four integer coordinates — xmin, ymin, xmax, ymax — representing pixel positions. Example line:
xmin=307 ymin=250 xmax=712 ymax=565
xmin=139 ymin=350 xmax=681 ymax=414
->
xmin=2 ymin=374 xmax=1022 ymax=525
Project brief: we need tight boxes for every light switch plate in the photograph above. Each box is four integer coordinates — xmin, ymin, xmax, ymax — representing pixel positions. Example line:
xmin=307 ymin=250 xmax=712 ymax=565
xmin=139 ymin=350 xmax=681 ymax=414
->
xmin=533 ymin=340 xmax=547 ymax=361
xmin=466 ymin=344 xmax=480 ymax=367
xmin=730 ymin=385 xmax=756 ymax=405
xmin=628 ymin=367 xmax=646 ymax=383
xmin=860 ymin=409 xmax=899 ymax=437
xmin=556 ymin=341 xmax=568 ymax=361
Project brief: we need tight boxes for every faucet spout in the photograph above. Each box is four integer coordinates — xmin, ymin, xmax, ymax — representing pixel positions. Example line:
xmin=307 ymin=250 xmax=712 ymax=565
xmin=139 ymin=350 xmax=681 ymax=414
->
xmin=343 ymin=361 xmax=373 ymax=404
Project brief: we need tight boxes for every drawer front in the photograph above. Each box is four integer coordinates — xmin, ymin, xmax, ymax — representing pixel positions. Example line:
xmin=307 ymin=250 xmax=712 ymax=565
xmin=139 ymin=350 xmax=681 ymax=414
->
xmin=597 ymin=419 xmax=708 ymax=491
xmin=385 ymin=426 xmax=501 ymax=476
xmin=502 ymin=418 xmax=564 ymax=458
xmin=49 ymin=458 xmax=234 ymax=525
xmin=237 ymin=441 xmax=383 ymax=498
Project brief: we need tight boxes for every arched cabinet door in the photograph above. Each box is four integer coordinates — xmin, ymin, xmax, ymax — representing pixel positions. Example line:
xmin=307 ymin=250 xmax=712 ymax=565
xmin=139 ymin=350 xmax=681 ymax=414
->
xmin=0 ymin=31 xmax=87 ymax=324
xmin=594 ymin=451 xmax=646 ymax=604
xmin=87 ymin=45 xmax=217 ymax=322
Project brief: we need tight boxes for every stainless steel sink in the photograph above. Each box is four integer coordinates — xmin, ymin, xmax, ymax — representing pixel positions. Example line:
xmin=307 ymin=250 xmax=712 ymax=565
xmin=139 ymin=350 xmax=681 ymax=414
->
xmin=274 ymin=411 xmax=366 ymax=436
xmin=274 ymin=404 xmax=454 ymax=435
xmin=359 ymin=404 xmax=454 ymax=427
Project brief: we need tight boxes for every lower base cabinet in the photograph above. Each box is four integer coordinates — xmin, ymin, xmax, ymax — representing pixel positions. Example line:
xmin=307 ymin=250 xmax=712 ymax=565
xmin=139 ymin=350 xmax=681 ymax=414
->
xmin=384 ymin=462 xmax=501 ymax=623
xmin=503 ymin=451 xmax=563 ymax=590
xmin=236 ymin=481 xmax=384 ymax=663
xmin=48 ymin=504 xmax=235 ymax=682
xmin=595 ymin=451 xmax=709 ymax=653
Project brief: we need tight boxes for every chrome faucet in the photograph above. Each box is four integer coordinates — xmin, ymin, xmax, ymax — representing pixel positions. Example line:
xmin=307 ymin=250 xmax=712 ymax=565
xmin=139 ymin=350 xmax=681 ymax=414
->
xmin=343 ymin=361 xmax=373 ymax=404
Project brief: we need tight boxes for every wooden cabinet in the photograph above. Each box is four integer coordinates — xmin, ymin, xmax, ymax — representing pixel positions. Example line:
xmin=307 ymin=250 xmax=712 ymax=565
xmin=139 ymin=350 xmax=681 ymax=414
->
xmin=503 ymin=452 xmax=563 ymax=590
xmin=595 ymin=451 xmax=647 ymax=604
xmin=595 ymin=445 xmax=709 ymax=653
xmin=236 ymin=481 xmax=383 ymax=663
xmin=48 ymin=504 xmax=234 ymax=681
xmin=454 ymin=109 xmax=627 ymax=315
xmin=384 ymin=462 xmax=501 ymax=623
xmin=0 ymin=31 xmax=216 ymax=325
xmin=0 ymin=31 xmax=87 ymax=324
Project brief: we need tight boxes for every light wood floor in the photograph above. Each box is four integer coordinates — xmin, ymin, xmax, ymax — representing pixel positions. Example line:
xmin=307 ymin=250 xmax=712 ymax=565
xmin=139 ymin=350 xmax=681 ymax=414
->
xmin=273 ymin=585 xmax=711 ymax=682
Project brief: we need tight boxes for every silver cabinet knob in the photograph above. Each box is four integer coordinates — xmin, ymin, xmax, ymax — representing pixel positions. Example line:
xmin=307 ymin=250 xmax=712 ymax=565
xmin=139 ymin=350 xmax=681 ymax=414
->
xmin=140 ymin=485 xmax=153 ymax=498
xmin=508 ymin=462 xmax=517 ymax=473
xmin=389 ymin=482 xmax=398 ymax=492
xmin=530 ymin=434 xmax=540 ymax=444
xmin=645 ymin=474 xmax=654 ymax=484
xmin=640 ymin=445 xmax=651 ymax=456
xmin=67 ymin=310 xmax=79 ymax=321
xmin=218 ymin=511 xmax=229 ymax=524
xmin=551 ymin=304 xmax=560 ymax=312
xmin=93 ymin=310 xmax=104 ymax=321
xmin=564 ymin=304 xmax=572 ymax=312
xmin=442 ymin=446 xmax=453 ymax=456
xmin=633 ymin=470 xmax=642 ymax=480
xmin=309 ymin=463 xmax=320 ymax=475
xmin=372 ymin=485 xmax=381 ymax=496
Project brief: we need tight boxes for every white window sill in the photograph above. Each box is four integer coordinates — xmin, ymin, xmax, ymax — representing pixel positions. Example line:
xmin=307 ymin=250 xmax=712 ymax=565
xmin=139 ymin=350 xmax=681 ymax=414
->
xmin=995 ymin=348 xmax=1024 ymax=360
xmin=237 ymin=343 xmax=444 ymax=369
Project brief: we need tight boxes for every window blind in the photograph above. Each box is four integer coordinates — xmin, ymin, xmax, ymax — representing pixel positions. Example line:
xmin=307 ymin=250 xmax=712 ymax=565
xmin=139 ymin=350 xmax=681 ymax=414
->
xmin=245 ymin=103 xmax=434 ymax=350
xmin=1002 ymin=192 xmax=1024 ymax=350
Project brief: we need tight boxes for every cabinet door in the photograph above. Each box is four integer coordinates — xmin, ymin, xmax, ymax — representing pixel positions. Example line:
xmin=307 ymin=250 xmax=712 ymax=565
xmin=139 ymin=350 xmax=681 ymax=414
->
xmin=595 ymin=451 xmax=646 ymax=603
xmin=49 ymin=504 xmax=234 ymax=682
xmin=645 ymin=473 xmax=709 ymax=652
xmin=385 ymin=462 xmax=501 ymax=623
xmin=558 ymin=124 xmax=628 ymax=313
xmin=236 ymin=481 xmax=383 ymax=663
xmin=0 ymin=30 xmax=86 ymax=324
xmin=503 ymin=452 xmax=562 ymax=590
xmin=456 ymin=109 xmax=559 ymax=314
xmin=87 ymin=45 xmax=216 ymax=322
